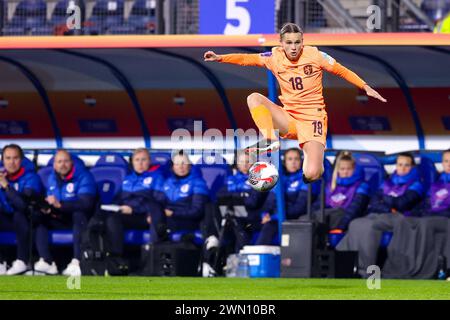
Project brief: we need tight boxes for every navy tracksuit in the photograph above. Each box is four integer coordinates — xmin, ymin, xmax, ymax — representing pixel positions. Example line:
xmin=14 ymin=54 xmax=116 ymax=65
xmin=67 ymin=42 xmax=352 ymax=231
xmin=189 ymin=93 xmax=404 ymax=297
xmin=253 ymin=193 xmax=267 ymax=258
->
xmin=105 ymin=166 xmax=165 ymax=254
xmin=155 ymin=167 xmax=209 ymax=234
xmin=0 ymin=166 xmax=43 ymax=263
xmin=256 ymin=170 xmax=320 ymax=245
xmin=36 ymin=163 xmax=97 ymax=262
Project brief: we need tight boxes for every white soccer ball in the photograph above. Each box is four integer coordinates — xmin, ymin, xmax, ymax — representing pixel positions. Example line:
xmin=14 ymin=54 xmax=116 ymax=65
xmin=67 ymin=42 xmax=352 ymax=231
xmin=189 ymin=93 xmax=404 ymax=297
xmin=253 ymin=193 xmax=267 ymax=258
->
xmin=248 ymin=161 xmax=279 ymax=192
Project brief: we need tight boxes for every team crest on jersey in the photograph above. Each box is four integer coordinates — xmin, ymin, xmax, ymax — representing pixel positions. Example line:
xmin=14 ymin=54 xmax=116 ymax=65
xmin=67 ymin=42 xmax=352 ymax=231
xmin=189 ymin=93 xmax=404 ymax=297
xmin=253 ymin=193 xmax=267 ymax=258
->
xmin=13 ymin=183 xmax=19 ymax=191
xmin=181 ymin=184 xmax=190 ymax=193
xmin=143 ymin=177 xmax=153 ymax=185
xmin=331 ymin=193 xmax=347 ymax=204
xmin=436 ymin=188 xmax=448 ymax=199
xmin=66 ymin=183 xmax=74 ymax=193
xmin=304 ymin=65 xmax=313 ymax=75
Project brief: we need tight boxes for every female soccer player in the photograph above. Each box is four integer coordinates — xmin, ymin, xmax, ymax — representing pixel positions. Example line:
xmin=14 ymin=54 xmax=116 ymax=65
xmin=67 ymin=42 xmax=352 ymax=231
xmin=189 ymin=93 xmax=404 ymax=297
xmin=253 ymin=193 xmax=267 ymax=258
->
xmin=204 ymin=23 xmax=387 ymax=183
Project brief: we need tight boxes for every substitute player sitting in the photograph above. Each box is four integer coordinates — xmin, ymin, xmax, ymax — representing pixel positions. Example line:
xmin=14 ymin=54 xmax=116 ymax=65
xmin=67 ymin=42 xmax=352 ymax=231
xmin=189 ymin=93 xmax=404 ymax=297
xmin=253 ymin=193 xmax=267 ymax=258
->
xmin=204 ymin=22 xmax=387 ymax=184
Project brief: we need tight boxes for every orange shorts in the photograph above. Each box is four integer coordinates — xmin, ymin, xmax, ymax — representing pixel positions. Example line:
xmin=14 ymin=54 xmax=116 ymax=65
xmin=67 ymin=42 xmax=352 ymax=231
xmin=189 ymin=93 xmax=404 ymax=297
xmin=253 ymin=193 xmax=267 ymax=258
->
xmin=278 ymin=107 xmax=328 ymax=148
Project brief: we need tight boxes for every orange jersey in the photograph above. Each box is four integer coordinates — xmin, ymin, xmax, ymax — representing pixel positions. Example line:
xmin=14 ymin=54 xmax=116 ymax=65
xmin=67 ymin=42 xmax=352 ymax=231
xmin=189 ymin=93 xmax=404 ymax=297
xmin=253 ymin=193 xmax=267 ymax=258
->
xmin=220 ymin=46 xmax=367 ymax=118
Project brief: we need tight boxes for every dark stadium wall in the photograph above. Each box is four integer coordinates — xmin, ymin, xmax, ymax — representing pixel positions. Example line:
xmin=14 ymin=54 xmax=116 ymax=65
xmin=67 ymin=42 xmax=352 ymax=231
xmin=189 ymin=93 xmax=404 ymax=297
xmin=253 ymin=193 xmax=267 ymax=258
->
xmin=0 ymin=88 xmax=448 ymax=140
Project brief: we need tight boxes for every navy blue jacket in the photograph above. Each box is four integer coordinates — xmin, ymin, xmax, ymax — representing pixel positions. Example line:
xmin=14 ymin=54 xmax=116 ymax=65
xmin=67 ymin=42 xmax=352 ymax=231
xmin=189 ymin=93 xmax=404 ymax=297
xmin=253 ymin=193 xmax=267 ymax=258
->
xmin=115 ymin=166 xmax=164 ymax=215
xmin=47 ymin=162 xmax=97 ymax=214
xmin=0 ymin=166 xmax=43 ymax=214
xmin=263 ymin=170 xmax=320 ymax=221
xmin=156 ymin=167 xmax=209 ymax=232
xmin=368 ymin=167 xmax=424 ymax=215
xmin=216 ymin=170 xmax=269 ymax=227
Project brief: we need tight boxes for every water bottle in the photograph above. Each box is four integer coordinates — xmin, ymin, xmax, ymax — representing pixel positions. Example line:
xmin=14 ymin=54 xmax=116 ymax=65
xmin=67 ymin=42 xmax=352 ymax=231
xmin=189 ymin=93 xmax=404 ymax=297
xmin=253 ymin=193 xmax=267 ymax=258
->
xmin=225 ymin=254 xmax=238 ymax=278
xmin=236 ymin=254 xmax=250 ymax=278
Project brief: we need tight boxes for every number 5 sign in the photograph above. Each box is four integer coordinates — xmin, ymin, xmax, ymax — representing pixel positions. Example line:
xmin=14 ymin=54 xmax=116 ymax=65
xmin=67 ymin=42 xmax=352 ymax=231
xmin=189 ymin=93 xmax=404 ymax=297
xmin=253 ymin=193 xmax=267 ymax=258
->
xmin=199 ymin=0 xmax=275 ymax=35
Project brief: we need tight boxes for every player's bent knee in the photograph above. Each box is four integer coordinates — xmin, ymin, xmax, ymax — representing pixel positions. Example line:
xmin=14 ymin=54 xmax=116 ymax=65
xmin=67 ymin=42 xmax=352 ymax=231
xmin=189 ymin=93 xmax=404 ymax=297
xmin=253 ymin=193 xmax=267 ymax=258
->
xmin=247 ymin=92 xmax=265 ymax=109
xmin=304 ymin=167 xmax=322 ymax=181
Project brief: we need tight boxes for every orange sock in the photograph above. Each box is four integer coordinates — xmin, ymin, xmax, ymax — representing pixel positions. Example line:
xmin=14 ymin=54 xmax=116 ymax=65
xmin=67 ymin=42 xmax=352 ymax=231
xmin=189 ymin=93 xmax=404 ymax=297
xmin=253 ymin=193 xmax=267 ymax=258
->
xmin=250 ymin=105 xmax=278 ymax=140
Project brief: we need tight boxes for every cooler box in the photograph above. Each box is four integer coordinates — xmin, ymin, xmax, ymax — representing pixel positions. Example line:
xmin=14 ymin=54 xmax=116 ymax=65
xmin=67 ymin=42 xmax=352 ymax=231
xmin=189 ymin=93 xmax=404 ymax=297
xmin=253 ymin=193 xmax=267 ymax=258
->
xmin=240 ymin=245 xmax=280 ymax=278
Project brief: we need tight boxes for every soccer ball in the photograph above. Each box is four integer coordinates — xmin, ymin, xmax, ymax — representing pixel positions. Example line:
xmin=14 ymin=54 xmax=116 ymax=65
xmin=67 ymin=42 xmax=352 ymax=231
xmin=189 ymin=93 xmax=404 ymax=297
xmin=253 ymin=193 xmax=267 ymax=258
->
xmin=248 ymin=161 xmax=279 ymax=192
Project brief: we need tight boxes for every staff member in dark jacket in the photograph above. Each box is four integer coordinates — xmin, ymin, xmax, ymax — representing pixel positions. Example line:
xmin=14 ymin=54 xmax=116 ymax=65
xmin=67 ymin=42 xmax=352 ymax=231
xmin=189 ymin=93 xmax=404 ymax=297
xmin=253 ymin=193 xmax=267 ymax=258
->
xmin=34 ymin=150 xmax=97 ymax=276
xmin=337 ymin=152 xmax=424 ymax=277
xmin=256 ymin=148 xmax=320 ymax=245
xmin=104 ymin=148 xmax=165 ymax=257
xmin=155 ymin=150 xmax=209 ymax=236
xmin=0 ymin=144 xmax=43 ymax=275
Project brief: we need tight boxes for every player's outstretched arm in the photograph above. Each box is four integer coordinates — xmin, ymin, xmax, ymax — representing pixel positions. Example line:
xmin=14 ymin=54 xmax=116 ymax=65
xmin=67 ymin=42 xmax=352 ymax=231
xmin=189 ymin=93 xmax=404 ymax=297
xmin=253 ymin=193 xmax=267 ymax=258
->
xmin=363 ymin=84 xmax=387 ymax=103
xmin=203 ymin=50 xmax=266 ymax=67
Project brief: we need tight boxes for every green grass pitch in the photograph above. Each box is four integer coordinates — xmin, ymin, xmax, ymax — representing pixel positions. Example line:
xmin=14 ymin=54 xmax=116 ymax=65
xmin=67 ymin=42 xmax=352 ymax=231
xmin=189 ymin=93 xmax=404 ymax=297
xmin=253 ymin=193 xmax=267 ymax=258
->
xmin=0 ymin=276 xmax=449 ymax=300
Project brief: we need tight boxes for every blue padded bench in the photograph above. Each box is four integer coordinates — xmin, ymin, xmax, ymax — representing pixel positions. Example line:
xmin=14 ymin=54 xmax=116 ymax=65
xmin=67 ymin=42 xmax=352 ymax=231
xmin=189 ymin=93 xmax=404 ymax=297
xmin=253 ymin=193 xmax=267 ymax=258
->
xmin=0 ymin=230 xmax=204 ymax=247
xmin=328 ymin=231 xmax=393 ymax=248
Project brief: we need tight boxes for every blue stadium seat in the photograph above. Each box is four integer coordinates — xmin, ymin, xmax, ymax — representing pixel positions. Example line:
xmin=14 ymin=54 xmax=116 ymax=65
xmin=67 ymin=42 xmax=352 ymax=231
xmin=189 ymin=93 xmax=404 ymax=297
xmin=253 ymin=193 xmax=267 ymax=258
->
xmin=353 ymin=153 xmax=385 ymax=195
xmin=37 ymin=166 xmax=53 ymax=189
xmin=0 ymin=231 xmax=17 ymax=245
xmin=250 ymin=231 xmax=279 ymax=246
xmin=95 ymin=153 xmax=129 ymax=169
xmin=150 ymin=152 xmax=171 ymax=177
xmin=380 ymin=231 xmax=393 ymax=248
xmin=418 ymin=156 xmax=438 ymax=194
xmin=107 ymin=24 xmax=139 ymax=34
xmin=1 ymin=26 xmax=27 ymax=35
xmin=150 ymin=152 xmax=171 ymax=165
xmin=127 ymin=0 xmax=156 ymax=33
xmin=6 ymin=0 xmax=47 ymax=34
xmin=86 ymin=0 xmax=124 ymax=34
xmin=196 ymin=153 xmax=228 ymax=166
xmin=50 ymin=230 xmax=73 ymax=246
xmin=328 ymin=232 xmax=345 ymax=248
xmin=196 ymin=164 xmax=231 ymax=201
xmin=323 ymin=157 xmax=333 ymax=182
xmin=51 ymin=0 xmax=82 ymax=28
xmin=124 ymin=230 xmax=203 ymax=246
xmin=90 ymin=166 xmax=127 ymax=204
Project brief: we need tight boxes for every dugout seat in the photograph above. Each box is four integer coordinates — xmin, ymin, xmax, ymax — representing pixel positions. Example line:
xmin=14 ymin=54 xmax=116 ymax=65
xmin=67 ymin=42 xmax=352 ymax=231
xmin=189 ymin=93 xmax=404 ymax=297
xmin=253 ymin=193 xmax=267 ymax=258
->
xmin=37 ymin=166 xmax=53 ymax=189
xmin=353 ymin=153 xmax=385 ymax=195
xmin=85 ymin=0 xmax=124 ymax=34
xmin=418 ymin=155 xmax=438 ymax=194
xmin=196 ymin=164 xmax=231 ymax=201
xmin=90 ymin=166 xmax=127 ymax=204
xmin=195 ymin=153 xmax=230 ymax=201
xmin=95 ymin=153 xmax=129 ymax=169
xmin=123 ymin=230 xmax=204 ymax=246
xmin=91 ymin=154 xmax=128 ymax=204
xmin=150 ymin=152 xmax=171 ymax=177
